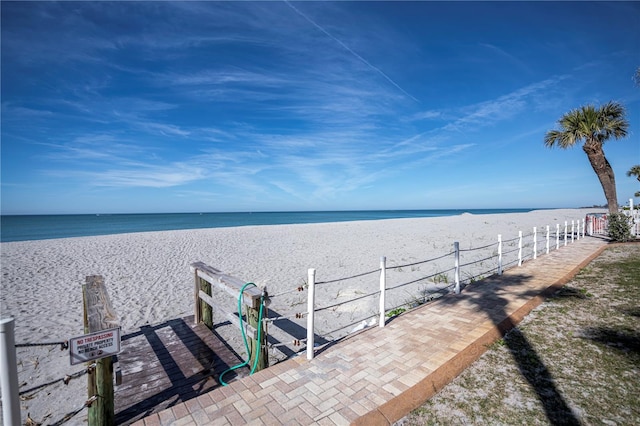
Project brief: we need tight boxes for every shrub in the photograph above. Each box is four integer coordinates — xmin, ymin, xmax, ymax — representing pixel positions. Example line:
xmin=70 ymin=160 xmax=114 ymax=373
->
xmin=386 ymin=307 xmax=406 ymax=317
xmin=607 ymin=212 xmax=633 ymax=242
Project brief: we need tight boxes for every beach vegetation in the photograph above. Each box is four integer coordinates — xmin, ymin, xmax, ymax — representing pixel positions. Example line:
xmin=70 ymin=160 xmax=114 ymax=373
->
xmin=468 ymin=274 xmax=485 ymax=284
xmin=485 ymin=338 xmax=507 ymax=350
xmin=434 ymin=273 xmax=449 ymax=284
xmin=386 ymin=307 xmax=407 ymax=317
xmin=607 ymin=212 xmax=633 ymax=242
xmin=544 ymin=101 xmax=629 ymax=213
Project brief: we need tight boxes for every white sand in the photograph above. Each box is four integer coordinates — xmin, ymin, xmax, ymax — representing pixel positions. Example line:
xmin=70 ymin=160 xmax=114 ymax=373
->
xmin=0 ymin=208 xmax=602 ymax=424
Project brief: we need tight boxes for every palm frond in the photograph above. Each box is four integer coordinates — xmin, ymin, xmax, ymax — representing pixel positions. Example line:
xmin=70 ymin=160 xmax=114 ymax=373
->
xmin=627 ymin=165 xmax=640 ymax=181
xmin=544 ymin=101 xmax=629 ymax=149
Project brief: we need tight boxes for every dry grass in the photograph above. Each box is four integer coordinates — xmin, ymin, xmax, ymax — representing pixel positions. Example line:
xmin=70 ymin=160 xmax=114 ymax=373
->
xmin=395 ymin=243 xmax=640 ymax=426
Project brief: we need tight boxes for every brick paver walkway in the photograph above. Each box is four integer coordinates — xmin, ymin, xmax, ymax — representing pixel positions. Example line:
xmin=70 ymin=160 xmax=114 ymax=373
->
xmin=132 ymin=237 xmax=608 ymax=426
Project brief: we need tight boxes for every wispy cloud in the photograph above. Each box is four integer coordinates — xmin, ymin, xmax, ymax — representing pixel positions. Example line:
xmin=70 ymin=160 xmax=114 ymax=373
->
xmin=283 ymin=0 xmax=419 ymax=103
xmin=55 ymin=163 xmax=207 ymax=188
xmin=412 ymin=75 xmax=569 ymax=133
xmin=478 ymin=43 xmax=531 ymax=75
xmin=166 ymin=69 xmax=284 ymax=87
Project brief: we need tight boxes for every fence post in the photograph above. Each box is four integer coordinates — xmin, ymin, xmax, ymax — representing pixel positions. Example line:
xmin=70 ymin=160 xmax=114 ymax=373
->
xmin=1 ymin=318 xmax=20 ymax=426
xmin=198 ymin=275 xmax=213 ymax=329
xmin=83 ymin=276 xmax=118 ymax=426
xmin=379 ymin=257 xmax=386 ymax=328
xmin=630 ymin=199 xmax=637 ymax=237
xmin=306 ymin=269 xmax=316 ymax=361
xmin=556 ymin=223 xmax=560 ymax=250
xmin=533 ymin=227 xmax=537 ymax=260
xmin=193 ymin=268 xmax=201 ymax=325
xmin=564 ymin=221 xmax=568 ymax=246
xmin=582 ymin=218 xmax=586 ymax=238
xmin=571 ymin=220 xmax=575 ymax=243
xmin=247 ymin=288 xmax=268 ymax=372
xmin=497 ymin=234 xmax=502 ymax=275
xmin=454 ymin=242 xmax=460 ymax=294
xmin=518 ymin=231 xmax=523 ymax=266
xmin=546 ymin=225 xmax=550 ymax=254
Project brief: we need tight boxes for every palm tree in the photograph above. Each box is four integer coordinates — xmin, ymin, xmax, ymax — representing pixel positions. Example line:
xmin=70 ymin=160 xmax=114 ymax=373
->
xmin=544 ymin=101 xmax=629 ymax=213
xmin=627 ymin=165 xmax=640 ymax=197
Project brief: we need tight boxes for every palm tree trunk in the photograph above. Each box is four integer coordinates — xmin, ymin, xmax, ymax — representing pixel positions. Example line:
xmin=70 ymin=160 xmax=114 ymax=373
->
xmin=583 ymin=141 xmax=618 ymax=213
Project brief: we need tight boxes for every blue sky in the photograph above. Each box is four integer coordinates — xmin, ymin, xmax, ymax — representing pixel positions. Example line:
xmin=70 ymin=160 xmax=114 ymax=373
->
xmin=2 ymin=1 xmax=639 ymax=215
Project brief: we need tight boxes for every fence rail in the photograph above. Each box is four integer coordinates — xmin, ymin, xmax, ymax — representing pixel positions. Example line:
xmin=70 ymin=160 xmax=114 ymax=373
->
xmin=301 ymin=216 xmax=592 ymax=360
xmin=186 ymin=210 xmax=628 ymax=364
xmin=250 ymin=216 xmax=598 ymax=361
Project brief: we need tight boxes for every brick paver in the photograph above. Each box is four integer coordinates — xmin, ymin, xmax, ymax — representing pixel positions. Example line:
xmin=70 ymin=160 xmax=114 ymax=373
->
xmin=132 ymin=237 xmax=608 ymax=426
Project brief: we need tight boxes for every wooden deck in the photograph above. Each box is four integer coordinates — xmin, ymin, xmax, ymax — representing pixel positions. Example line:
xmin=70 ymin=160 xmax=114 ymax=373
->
xmin=114 ymin=316 xmax=247 ymax=425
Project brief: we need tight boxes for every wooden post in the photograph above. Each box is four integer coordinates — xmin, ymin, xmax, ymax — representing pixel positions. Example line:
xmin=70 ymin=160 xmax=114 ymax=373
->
xmin=83 ymin=275 xmax=119 ymax=426
xmin=194 ymin=268 xmax=201 ymax=325
xmin=247 ymin=294 xmax=268 ymax=372
xmin=199 ymin=277 xmax=213 ymax=329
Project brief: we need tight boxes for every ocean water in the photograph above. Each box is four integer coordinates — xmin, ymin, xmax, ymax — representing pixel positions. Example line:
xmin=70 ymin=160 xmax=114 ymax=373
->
xmin=0 ymin=209 xmax=535 ymax=243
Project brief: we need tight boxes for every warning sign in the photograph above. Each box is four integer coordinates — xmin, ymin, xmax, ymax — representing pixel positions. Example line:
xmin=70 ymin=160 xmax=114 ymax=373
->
xmin=69 ymin=328 xmax=121 ymax=365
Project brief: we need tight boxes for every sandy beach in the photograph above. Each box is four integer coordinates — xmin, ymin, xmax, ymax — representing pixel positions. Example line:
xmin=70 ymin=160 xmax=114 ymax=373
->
xmin=0 ymin=208 xmax=601 ymax=424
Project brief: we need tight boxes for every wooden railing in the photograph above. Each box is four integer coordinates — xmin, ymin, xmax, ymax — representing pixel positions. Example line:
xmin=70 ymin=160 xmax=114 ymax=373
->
xmin=191 ymin=262 xmax=268 ymax=372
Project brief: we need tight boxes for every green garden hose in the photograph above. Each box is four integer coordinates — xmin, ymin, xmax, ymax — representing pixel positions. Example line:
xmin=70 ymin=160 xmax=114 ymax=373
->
xmin=219 ymin=282 xmax=265 ymax=386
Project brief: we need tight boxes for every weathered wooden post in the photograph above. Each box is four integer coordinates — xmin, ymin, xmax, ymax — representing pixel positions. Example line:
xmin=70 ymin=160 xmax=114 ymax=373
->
xmin=247 ymin=292 xmax=268 ymax=372
xmin=83 ymin=275 xmax=119 ymax=426
xmin=195 ymin=273 xmax=213 ymax=329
